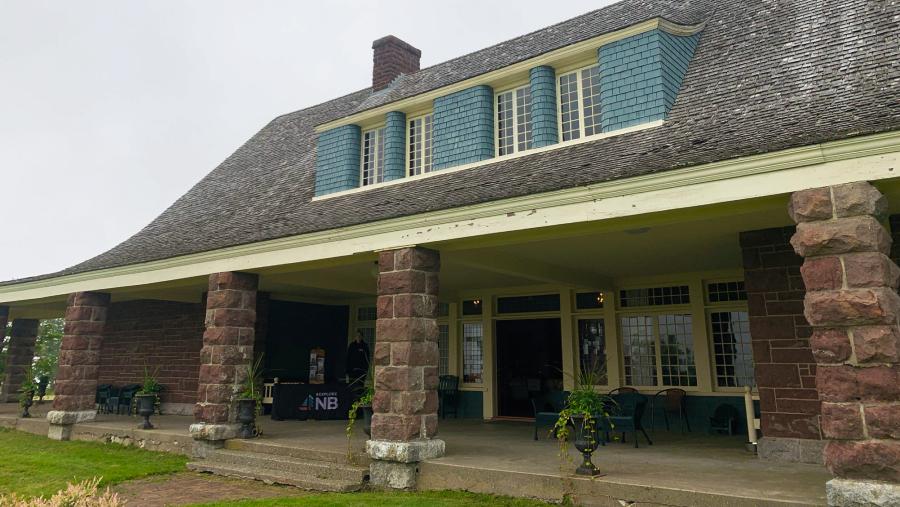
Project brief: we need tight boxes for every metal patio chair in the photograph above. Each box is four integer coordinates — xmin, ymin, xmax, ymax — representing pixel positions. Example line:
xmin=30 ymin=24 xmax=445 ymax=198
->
xmin=531 ymin=390 xmax=569 ymax=441
xmin=603 ymin=392 xmax=653 ymax=448
xmin=652 ymin=388 xmax=691 ymax=433
xmin=438 ymin=375 xmax=460 ymax=419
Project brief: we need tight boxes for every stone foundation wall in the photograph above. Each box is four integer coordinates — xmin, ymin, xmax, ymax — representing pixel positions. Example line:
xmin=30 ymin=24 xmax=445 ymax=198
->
xmin=98 ymin=300 xmax=205 ymax=407
xmin=740 ymin=227 xmax=823 ymax=463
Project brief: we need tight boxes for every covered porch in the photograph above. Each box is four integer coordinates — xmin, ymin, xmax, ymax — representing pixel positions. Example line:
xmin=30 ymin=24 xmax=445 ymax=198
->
xmin=0 ymin=403 xmax=829 ymax=506
xmin=4 ymin=175 xmax=900 ymax=504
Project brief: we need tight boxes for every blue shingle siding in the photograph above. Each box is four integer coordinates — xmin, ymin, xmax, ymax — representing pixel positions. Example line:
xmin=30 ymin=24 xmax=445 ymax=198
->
xmin=314 ymin=125 xmax=361 ymax=196
xmin=383 ymin=111 xmax=407 ymax=181
xmin=529 ymin=65 xmax=558 ymax=148
xmin=598 ymin=29 xmax=700 ymax=132
xmin=432 ymin=85 xmax=494 ymax=170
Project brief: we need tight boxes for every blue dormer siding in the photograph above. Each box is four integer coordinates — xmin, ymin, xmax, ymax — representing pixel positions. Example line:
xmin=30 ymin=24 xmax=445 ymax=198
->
xmin=529 ymin=65 xmax=558 ymax=148
xmin=315 ymin=125 xmax=361 ymax=196
xmin=383 ymin=111 xmax=407 ymax=181
xmin=432 ymin=85 xmax=494 ymax=170
xmin=598 ymin=29 xmax=700 ymax=132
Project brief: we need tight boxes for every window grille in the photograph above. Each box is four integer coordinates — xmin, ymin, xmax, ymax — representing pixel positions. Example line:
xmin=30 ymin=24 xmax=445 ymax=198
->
xmin=408 ymin=114 xmax=433 ymax=176
xmin=361 ymin=127 xmax=386 ymax=186
xmin=497 ymin=85 xmax=532 ymax=156
xmin=558 ymin=64 xmax=601 ymax=141
xmin=710 ymin=311 xmax=755 ymax=388
xmin=620 ymin=285 xmax=690 ymax=307
xmin=707 ymin=281 xmax=747 ymax=303
xmin=462 ymin=322 xmax=484 ymax=383
xmin=438 ymin=324 xmax=450 ymax=376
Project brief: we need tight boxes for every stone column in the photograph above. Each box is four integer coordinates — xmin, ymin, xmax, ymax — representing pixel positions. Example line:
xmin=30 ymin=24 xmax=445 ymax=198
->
xmin=789 ymin=182 xmax=900 ymax=506
xmin=190 ymin=271 xmax=257 ymax=456
xmin=47 ymin=291 xmax=110 ymax=440
xmin=1 ymin=319 xmax=40 ymax=402
xmin=367 ymin=247 xmax=443 ymax=489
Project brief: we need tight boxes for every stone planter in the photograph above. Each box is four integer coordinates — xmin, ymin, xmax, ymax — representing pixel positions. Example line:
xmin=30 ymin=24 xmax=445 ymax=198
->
xmin=361 ymin=405 xmax=373 ymax=437
xmin=236 ymin=398 xmax=257 ymax=439
xmin=135 ymin=393 xmax=157 ymax=429
xmin=20 ymin=390 xmax=34 ymax=418
xmin=570 ymin=414 xmax=604 ymax=476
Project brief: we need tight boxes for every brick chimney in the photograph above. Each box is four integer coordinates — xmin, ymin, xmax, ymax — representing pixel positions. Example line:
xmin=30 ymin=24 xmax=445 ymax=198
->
xmin=372 ymin=35 xmax=421 ymax=91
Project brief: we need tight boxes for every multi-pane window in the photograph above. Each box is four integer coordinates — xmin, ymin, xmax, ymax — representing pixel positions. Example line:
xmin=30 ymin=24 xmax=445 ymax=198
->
xmin=620 ymin=285 xmax=690 ymax=308
xmin=578 ymin=319 xmax=607 ymax=384
xmin=558 ymin=64 xmax=601 ymax=141
xmin=438 ymin=324 xmax=450 ymax=376
xmin=462 ymin=322 xmax=484 ymax=384
xmin=657 ymin=314 xmax=697 ymax=386
xmin=496 ymin=85 xmax=532 ymax=156
xmin=710 ymin=311 xmax=755 ymax=388
xmin=621 ymin=315 xmax=657 ymax=386
xmin=707 ymin=281 xmax=747 ymax=303
xmin=361 ymin=127 xmax=386 ymax=186
xmin=357 ymin=306 xmax=377 ymax=322
xmin=408 ymin=114 xmax=433 ymax=176
xmin=621 ymin=313 xmax=697 ymax=387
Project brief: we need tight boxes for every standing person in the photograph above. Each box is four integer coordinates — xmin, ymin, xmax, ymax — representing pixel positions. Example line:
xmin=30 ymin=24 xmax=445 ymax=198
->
xmin=346 ymin=331 xmax=370 ymax=389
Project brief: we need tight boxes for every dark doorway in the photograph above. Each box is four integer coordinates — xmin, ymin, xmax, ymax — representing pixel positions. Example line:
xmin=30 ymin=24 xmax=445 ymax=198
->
xmin=496 ymin=318 xmax=563 ymax=418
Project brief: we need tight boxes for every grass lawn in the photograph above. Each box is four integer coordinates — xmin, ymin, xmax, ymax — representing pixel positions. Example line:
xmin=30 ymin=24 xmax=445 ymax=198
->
xmin=189 ymin=491 xmax=550 ymax=507
xmin=0 ymin=428 xmax=186 ymax=498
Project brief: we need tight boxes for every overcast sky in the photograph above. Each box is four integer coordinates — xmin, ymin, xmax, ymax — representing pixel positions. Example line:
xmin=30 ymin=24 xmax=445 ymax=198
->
xmin=0 ymin=0 xmax=615 ymax=281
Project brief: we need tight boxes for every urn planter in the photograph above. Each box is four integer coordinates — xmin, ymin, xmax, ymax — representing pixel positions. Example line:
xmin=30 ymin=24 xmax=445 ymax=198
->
xmin=237 ymin=398 xmax=258 ymax=439
xmin=361 ymin=405 xmax=373 ymax=437
xmin=135 ymin=393 xmax=157 ymax=429
xmin=20 ymin=390 xmax=34 ymax=418
xmin=570 ymin=414 xmax=604 ymax=476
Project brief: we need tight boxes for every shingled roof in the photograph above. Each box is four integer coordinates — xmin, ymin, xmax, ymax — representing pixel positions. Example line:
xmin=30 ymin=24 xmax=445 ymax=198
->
xmin=9 ymin=0 xmax=900 ymax=284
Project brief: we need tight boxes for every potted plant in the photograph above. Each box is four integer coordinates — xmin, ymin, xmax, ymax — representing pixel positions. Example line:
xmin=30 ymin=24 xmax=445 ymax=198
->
xmin=553 ymin=359 xmax=613 ymax=476
xmin=18 ymin=368 xmax=37 ymax=418
xmin=236 ymin=355 xmax=264 ymax=439
xmin=36 ymin=375 xmax=50 ymax=402
xmin=346 ymin=360 xmax=374 ymax=440
xmin=135 ymin=366 xmax=162 ymax=429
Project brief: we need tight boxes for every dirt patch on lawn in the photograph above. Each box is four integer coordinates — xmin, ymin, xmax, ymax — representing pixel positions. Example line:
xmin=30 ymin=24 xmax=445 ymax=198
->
xmin=112 ymin=472 xmax=309 ymax=506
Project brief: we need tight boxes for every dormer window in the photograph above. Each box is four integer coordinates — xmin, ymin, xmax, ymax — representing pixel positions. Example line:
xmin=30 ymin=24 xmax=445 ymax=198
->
xmin=408 ymin=113 xmax=433 ymax=176
xmin=558 ymin=64 xmax=601 ymax=141
xmin=496 ymin=85 xmax=533 ymax=156
xmin=361 ymin=126 xmax=386 ymax=186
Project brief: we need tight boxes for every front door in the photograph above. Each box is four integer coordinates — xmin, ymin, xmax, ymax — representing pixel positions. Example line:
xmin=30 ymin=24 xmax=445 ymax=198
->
xmin=495 ymin=318 xmax=563 ymax=418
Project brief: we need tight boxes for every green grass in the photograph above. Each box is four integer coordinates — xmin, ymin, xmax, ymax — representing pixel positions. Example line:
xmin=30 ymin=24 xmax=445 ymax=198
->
xmin=0 ymin=428 xmax=186 ymax=498
xmin=189 ymin=490 xmax=550 ymax=507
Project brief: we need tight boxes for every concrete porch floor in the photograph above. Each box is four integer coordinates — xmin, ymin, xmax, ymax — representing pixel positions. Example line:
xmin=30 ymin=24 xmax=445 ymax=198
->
xmin=0 ymin=403 xmax=829 ymax=506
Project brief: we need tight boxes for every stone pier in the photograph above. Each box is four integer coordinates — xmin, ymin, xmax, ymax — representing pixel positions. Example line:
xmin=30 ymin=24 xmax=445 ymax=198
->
xmin=789 ymin=182 xmax=900 ymax=506
xmin=367 ymin=246 xmax=444 ymax=489
xmin=47 ymin=291 xmax=110 ymax=440
xmin=190 ymin=271 xmax=258 ymax=456
xmin=1 ymin=318 xmax=40 ymax=402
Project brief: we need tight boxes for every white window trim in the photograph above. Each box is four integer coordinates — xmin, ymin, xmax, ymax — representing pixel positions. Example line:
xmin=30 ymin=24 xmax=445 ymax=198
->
xmin=406 ymin=112 xmax=434 ymax=177
xmin=360 ymin=126 xmax=386 ymax=187
xmin=494 ymin=83 xmax=532 ymax=157
xmin=556 ymin=63 xmax=602 ymax=143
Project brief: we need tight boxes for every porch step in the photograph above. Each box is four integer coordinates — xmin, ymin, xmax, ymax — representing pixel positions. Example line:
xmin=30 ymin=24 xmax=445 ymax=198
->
xmin=224 ymin=438 xmax=371 ymax=466
xmin=187 ymin=448 xmax=369 ymax=492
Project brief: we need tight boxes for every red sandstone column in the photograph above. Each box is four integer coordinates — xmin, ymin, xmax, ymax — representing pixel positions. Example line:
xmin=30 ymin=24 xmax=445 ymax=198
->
xmin=1 ymin=319 xmax=40 ymax=403
xmin=790 ymin=182 xmax=900 ymax=505
xmin=190 ymin=271 xmax=257 ymax=455
xmin=47 ymin=291 xmax=110 ymax=440
xmin=367 ymin=246 xmax=443 ymax=489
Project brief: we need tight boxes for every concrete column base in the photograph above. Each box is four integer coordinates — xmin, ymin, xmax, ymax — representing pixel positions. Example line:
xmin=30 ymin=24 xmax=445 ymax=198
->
xmin=191 ymin=438 xmax=226 ymax=458
xmin=370 ymin=461 xmax=419 ymax=489
xmin=366 ymin=439 xmax=445 ymax=490
xmin=46 ymin=410 xmax=96 ymax=441
xmin=827 ymin=478 xmax=900 ymax=506
xmin=758 ymin=436 xmax=825 ymax=464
